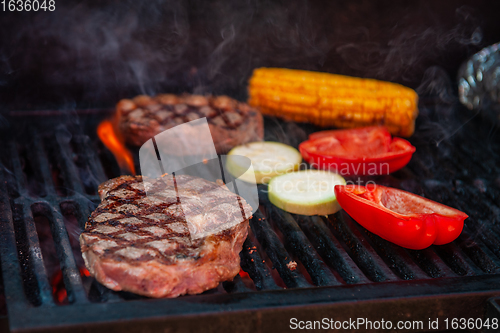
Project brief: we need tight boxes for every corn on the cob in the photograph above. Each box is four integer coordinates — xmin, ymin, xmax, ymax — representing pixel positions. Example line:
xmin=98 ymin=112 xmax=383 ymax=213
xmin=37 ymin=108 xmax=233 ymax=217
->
xmin=248 ymin=68 xmax=418 ymax=137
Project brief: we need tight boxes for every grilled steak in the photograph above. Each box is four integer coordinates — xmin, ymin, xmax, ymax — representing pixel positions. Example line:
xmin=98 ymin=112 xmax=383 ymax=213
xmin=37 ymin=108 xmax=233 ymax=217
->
xmin=116 ymin=94 xmax=264 ymax=154
xmin=79 ymin=175 xmax=251 ymax=298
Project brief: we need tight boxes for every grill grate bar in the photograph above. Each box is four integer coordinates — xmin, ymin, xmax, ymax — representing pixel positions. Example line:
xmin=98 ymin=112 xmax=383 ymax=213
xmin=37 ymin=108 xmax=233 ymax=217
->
xmin=459 ymin=227 xmax=499 ymax=273
xmin=327 ymin=213 xmax=389 ymax=282
xmin=336 ymin=212 xmax=404 ymax=280
xmin=27 ymin=132 xmax=56 ymax=195
xmin=0 ymin=170 xmax=28 ymax=308
xmin=265 ymin=206 xmax=340 ymax=286
xmin=223 ymin=275 xmax=254 ymax=293
xmin=54 ymin=130 xmax=85 ymax=194
xmin=410 ymin=168 xmax=500 ymax=274
xmin=294 ymin=215 xmax=368 ymax=284
xmin=455 ymin=135 xmax=500 ymax=176
xmin=432 ymin=243 xmax=474 ymax=276
xmin=239 ymin=238 xmax=280 ymax=291
xmin=20 ymin=129 xmax=91 ymax=304
xmin=2 ymin=126 xmax=107 ymax=308
xmin=354 ymin=226 xmax=425 ymax=280
xmin=456 ymin=182 xmax=500 ymax=223
xmin=467 ymin=224 xmax=500 ymax=264
xmin=49 ymin=206 xmax=89 ymax=304
xmin=88 ymin=279 xmax=123 ymax=303
xmin=72 ymin=199 xmax=94 ymax=231
xmin=405 ymin=247 xmax=454 ymax=278
xmin=72 ymin=134 xmax=107 ymax=186
xmin=401 ymin=166 xmax=493 ymax=274
xmin=461 ymin=220 xmax=500 ymax=260
xmin=434 ymin=183 xmax=500 ymax=269
xmin=19 ymin=204 xmax=55 ymax=306
xmin=9 ymin=142 xmax=27 ymax=196
xmin=406 ymin=147 xmax=433 ymax=178
xmin=249 ymin=210 xmax=311 ymax=288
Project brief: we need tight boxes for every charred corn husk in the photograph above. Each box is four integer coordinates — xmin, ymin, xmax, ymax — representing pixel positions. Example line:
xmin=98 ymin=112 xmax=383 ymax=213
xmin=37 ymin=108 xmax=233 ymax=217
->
xmin=248 ymin=68 xmax=419 ymax=137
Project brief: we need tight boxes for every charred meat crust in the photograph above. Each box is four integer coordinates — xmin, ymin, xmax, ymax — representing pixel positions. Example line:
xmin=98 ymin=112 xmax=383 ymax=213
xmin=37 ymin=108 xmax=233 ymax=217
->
xmin=116 ymin=94 xmax=264 ymax=154
xmin=80 ymin=175 xmax=251 ymax=298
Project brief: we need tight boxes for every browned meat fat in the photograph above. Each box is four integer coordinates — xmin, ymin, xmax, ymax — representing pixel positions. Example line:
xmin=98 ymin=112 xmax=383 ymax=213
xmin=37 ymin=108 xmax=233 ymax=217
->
xmin=80 ymin=175 xmax=251 ymax=298
xmin=115 ymin=94 xmax=264 ymax=154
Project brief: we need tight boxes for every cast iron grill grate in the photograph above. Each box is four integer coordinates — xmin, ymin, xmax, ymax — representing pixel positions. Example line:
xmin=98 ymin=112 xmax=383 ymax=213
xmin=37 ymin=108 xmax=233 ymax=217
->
xmin=0 ymin=111 xmax=499 ymax=332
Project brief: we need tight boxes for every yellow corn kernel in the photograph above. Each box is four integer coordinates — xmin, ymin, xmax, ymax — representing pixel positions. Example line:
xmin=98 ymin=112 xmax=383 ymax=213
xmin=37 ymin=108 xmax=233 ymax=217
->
xmin=248 ymin=68 xmax=419 ymax=137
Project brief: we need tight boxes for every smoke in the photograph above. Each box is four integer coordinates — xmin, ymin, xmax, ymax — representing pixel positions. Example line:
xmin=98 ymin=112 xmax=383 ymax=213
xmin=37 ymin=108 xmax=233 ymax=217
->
xmin=0 ymin=1 xmax=192 ymax=106
xmin=336 ymin=5 xmax=483 ymax=83
xmin=0 ymin=1 xmax=496 ymax=110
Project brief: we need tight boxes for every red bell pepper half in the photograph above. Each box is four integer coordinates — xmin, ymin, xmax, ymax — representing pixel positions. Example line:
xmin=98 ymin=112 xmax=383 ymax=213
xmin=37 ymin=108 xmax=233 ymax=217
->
xmin=299 ymin=126 xmax=416 ymax=176
xmin=334 ymin=184 xmax=468 ymax=250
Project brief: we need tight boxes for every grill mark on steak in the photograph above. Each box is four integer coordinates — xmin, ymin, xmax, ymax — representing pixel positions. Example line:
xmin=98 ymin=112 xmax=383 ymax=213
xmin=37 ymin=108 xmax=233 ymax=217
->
xmin=124 ymin=97 xmax=250 ymax=128
xmin=81 ymin=174 xmax=251 ymax=271
xmin=116 ymin=94 xmax=264 ymax=154
xmin=214 ymin=107 xmax=237 ymax=129
xmin=83 ymin=231 xmax=190 ymax=265
xmin=84 ymin=178 xmax=197 ymax=266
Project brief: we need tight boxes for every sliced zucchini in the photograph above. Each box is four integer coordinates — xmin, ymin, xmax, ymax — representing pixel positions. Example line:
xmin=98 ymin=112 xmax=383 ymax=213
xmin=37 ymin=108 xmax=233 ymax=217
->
xmin=226 ymin=141 xmax=302 ymax=184
xmin=268 ymin=170 xmax=346 ymax=215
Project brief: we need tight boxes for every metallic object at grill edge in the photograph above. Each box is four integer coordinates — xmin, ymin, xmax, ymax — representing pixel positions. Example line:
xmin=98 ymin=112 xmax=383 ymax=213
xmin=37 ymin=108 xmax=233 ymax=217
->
xmin=458 ymin=42 xmax=500 ymax=122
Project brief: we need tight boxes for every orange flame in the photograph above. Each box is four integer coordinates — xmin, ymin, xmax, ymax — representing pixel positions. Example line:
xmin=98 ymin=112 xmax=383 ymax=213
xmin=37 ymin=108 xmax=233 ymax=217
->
xmin=80 ymin=267 xmax=90 ymax=277
xmin=51 ymin=270 xmax=67 ymax=304
xmin=239 ymin=269 xmax=250 ymax=279
xmin=51 ymin=267 xmax=91 ymax=304
xmin=97 ymin=120 xmax=136 ymax=175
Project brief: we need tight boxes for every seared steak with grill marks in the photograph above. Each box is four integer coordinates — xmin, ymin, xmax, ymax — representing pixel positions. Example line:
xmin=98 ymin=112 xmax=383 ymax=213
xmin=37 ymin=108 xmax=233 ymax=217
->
xmin=116 ymin=94 xmax=264 ymax=154
xmin=80 ymin=175 xmax=251 ymax=298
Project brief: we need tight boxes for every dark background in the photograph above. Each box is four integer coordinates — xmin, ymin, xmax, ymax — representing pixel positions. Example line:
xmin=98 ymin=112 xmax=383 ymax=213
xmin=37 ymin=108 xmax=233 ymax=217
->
xmin=0 ymin=0 xmax=499 ymax=111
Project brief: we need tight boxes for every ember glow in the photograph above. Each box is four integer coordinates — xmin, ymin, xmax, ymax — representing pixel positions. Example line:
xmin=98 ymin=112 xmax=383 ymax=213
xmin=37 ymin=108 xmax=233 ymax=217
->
xmin=238 ymin=269 xmax=250 ymax=279
xmin=51 ymin=270 xmax=67 ymax=304
xmin=51 ymin=268 xmax=91 ymax=305
xmin=80 ymin=267 xmax=90 ymax=277
xmin=97 ymin=120 xmax=136 ymax=175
